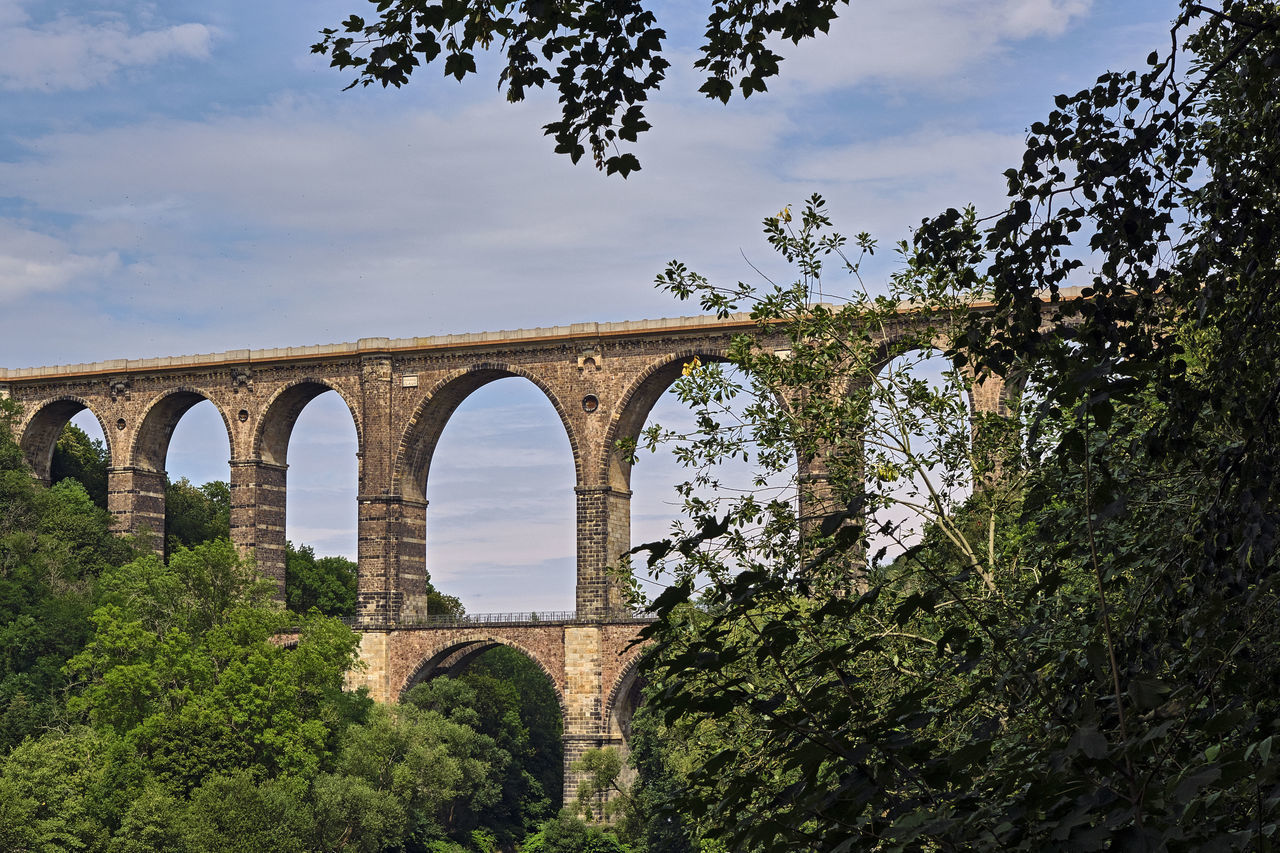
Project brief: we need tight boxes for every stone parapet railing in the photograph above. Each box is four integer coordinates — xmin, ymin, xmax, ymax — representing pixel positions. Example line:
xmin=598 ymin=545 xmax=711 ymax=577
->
xmin=0 ymin=288 xmax=1086 ymax=380
xmin=0 ymin=312 xmax=764 ymax=380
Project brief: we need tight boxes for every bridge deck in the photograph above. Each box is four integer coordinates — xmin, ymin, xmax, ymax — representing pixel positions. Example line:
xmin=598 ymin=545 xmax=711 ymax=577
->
xmin=0 ymin=311 xmax=765 ymax=380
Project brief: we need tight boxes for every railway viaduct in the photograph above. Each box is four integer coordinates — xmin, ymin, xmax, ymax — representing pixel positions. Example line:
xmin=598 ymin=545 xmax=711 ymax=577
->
xmin=0 ymin=307 xmax=1017 ymax=799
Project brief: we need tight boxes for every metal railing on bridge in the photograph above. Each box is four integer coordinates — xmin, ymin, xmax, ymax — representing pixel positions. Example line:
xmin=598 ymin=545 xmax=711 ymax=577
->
xmin=405 ymin=610 xmax=578 ymax=627
xmin=332 ymin=610 xmax=655 ymax=630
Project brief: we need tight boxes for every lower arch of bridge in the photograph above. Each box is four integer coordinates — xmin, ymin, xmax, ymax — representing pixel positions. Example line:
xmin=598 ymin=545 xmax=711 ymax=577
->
xmin=395 ymin=634 xmax=587 ymax=808
xmin=390 ymin=629 xmax=643 ymax=809
xmin=19 ymin=396 xmax=112 ymax=482
xmin=605 ymin=656 xmax=643 ymax=741
xmin=398 ymin=635 xmax=568 ymax=719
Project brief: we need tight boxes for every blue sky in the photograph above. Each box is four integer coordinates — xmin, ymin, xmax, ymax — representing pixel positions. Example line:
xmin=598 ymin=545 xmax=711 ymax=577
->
xmin=1 ymin=0 xmax=1175 ymax=611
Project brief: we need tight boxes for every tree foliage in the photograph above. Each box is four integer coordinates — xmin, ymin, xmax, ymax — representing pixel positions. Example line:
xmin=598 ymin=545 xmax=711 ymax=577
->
xmin=622 ymin=2 xmax=1280 ymax=848
xmin=0 ymin=530 xmax=524 ymax=851
xmin=164 ymin=478 xmax=230 ymax=554
xmin=312 ymin=0 xmax=849 ymax=176
xmin=66 ymin=539 xmax=363 ymax=782
xmin=464 ymin=645 xmax=563 ymax=815
xmin=335 ymin=699 xmax=505 ymax=846
xmin=286 ymin=540 xmax=359 ymax=618
xmin=403 ymin=647 xmax=564 ymax=848
xmin=50 ymin=423 xmax=109 ymax=510
xmin=8 ymin=2 xmax=1278 ymax=849
xmin=1 ymin=397 xmax=529 ymax=852
xmin=426 ymin=584 xmax=466 ymax=617
xmin=631 ymin=195 xmax=1038 ymax=849
xmin=520 ymin=810 xmax=631 ymax=853
xmin=602 ymin=699 xmax=712 ymax=853
xmin=0 ymin=399 xmax=135 ymax=752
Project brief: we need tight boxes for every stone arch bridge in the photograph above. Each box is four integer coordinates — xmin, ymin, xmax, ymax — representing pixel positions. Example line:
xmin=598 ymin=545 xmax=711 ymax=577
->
xmin=1 ymin=306 xmax=1021 ymax=799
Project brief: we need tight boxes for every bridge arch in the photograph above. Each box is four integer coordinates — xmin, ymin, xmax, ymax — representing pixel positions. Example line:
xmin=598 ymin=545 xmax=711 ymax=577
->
xmin=605 ymin=652 xmax=644 ymax=741
xmin=599 ymin=349 xmax=807 ymax=571
xmin=395 ymin=363 xmax=582 ymax=503
xmin=254 ymin=379 xmax=363 ymax=467
xmin=131 ymin=387 xmax=234 ymax=474
xmin=863 ymin=343 xmax=980 ymax=560
xmin=601 ymin=348 xmax=732 ymax=492
xmin=868 ymin=329 xmax=973 ymax=394
xmin=397 ymin=633 xmax=568 ymax=721
xmin=18 ymin=396 xmax=113 ymax=482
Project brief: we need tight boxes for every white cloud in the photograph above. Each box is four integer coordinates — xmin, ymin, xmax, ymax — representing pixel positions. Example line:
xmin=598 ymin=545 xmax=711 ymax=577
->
xmin=0 ymin=95 xmax=1030 ymax=382
xmin=0 ymin=91 xmax=800 ymax=363
xmin=0 ymin=221 xmax=118 ymax=300
xmin=999 ymin=0 xmax=1093 ymax=39
xmin=0 ymin=0 xmax=24 ymax=27
xmin=775 ymin=0 xmax=1093 ymax=94
xmin=793 ymin=129 xmax=1024 ymax=185
xmin=0 ymin=2 xmax=217 ymax=91
xmin=2 ymin=91 xmax=782 ymax=249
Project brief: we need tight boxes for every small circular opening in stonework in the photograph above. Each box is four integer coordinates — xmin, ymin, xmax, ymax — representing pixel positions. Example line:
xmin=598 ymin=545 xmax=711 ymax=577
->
xmin=115 ymin=418 xmax=126 ymax=431
xmin=581 ymin=395 xmax=599 ymax=414
xmin=238 ymin=409 xmax=249 ymax=422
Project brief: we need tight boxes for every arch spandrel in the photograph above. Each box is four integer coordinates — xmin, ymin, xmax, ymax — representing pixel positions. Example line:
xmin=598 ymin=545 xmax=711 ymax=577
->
xmin=18 ymin=396 xmax=114 ymax=481
xmin=393 ymin=363 xmax=583 ymax=504
xmin=130 ymin=388 xmax=235 ymax=473
xmin=253 ymin=379 xmax=364 ymax=467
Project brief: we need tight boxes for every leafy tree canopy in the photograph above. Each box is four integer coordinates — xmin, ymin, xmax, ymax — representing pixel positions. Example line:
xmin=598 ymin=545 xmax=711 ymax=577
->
xmin=465 ymin=645 xmax=562 ymax=813
xmin=520 ymin=810 xmax=631 ymax=853
xmin=403 ymin=650 xmax=563 ymax=847
xmin=312 ymin=0 xmax=849 ymax=176
xmin=621 ymin=1 xmax=1280 ymax=846
xmin=50 ymin=423 xmax=109 ymax=510
xmin=0 ymin=399 xmax=135 ymax=751
xmin=66 ymin=539 xmax=363 ymax=781
xmin=164 ymin=478 xmax=230 ymax=554
xmin=1 ymin=403 xmax=520 ymax=852
xmin=286 ymin=540 xmax=358 ymax=618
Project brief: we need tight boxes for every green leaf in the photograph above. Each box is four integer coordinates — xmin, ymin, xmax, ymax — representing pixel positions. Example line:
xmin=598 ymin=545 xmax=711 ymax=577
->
xmin=1069 ymin=726 xmax=1108 ymax=759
